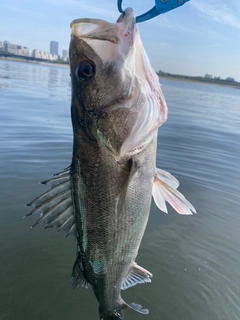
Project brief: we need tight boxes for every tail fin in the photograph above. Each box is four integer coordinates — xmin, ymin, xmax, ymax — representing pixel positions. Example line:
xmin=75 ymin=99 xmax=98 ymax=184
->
xmin=99 ymin=306 xmax=123 ymax=320
xmin=99 ymin=301 xmax=148 ymax=319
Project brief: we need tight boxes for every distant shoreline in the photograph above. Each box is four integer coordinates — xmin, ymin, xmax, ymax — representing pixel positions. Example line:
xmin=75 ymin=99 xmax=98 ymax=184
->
xmin=157 ymin=71 xmax=240 ymax=88
xmin=1 ymin=56 xmax=239 ymax=89
xmin=0 ymin=56 xmax=69 ymax=69
xmin=158 ymin=75 xmax=240 ymax=89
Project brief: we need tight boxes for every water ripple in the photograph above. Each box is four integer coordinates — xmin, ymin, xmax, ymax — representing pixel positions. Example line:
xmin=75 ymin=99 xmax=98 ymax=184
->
xmin=1 ymin=61 xmax=240 ymax=320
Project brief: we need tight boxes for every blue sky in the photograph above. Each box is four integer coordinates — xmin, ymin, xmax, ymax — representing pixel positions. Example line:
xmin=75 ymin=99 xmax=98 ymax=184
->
xmin=1 ymin=0 xmax=240 ymax=81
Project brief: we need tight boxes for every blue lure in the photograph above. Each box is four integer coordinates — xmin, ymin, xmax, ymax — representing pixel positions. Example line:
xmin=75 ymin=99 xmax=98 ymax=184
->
xmin=118 ymin=0 xmax=190 ymax=23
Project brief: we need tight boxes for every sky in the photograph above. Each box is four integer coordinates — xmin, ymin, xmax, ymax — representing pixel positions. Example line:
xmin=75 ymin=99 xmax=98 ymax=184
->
xmin=1 ymin=0 xmax=240 ymax=81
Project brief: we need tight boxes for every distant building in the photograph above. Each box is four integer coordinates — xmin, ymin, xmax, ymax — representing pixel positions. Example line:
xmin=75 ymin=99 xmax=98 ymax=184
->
xmin=32 ymin=49 xmax=40 ymax=58
xmin=0 ymin=41 xmax=2 ymax=47
xmin=62 ymin=49 xmax=68 ymax=58
xmin=4 ymin=42 xmax=17 ymax=54
xmin=225 ymin=77 xmax=235 ymax=82
xmin=157 ymin=70 xmax=165 ymax=76
xmin=3 ymin=41 xmax=29 ymax=56
xmin=32 ymin=49 xmax=58 ymax=61
xmin=214 ymin=76 xmax=221 ymax=80
xmin=62 ymin=49 xmax=68 ymax=61
xmin=17 ymin=45 xmax=29 ymax=56
xmin=40 ymin=51 xmax=47 ymax=59
xmin=50 ymin=41 xmax=58 ymax=56
xmin=204 ymin=74 xmax=213 ymax=79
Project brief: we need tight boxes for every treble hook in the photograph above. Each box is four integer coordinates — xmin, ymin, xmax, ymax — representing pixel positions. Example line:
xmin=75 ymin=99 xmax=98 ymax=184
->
xmin=117 ymin=0 xmax=190 ymax=23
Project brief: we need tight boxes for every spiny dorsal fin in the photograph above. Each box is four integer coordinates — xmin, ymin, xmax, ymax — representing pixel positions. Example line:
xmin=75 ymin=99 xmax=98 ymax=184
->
xmin=121 ymin=262 xmax=152 ymax=290
xmin=152 ymin=168 xmax=196 ymax=215
xmin=71 ymin=253 xmax=90 ymax=289
xmin=25 ymin=167 xmax=76 ymax=236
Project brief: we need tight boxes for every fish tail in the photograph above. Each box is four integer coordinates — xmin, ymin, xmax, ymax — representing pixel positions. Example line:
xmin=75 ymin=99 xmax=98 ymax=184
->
xmin=99 ymin=300 xmax=148 ymax=319
xmin=99 ymin=305 xmax=123 ymax=320
xmin=99 ymin=312 xmax=123 ymax=320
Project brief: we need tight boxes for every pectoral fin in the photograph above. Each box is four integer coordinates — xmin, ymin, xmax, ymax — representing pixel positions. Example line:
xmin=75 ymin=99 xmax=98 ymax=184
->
xmin=25 ymin=167 xmax=76 ymax=237
xmin=152 ymin=168 xmax=196 ymax=215
xmin=116 ymin=158 xmax=139 ymax=215
xmin=121 ymin=262 xmax=152 ymax=290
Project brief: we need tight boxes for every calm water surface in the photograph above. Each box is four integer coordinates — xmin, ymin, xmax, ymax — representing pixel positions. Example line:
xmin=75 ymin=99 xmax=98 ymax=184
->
xmin=0 ymin=60 xmax=240 ymax=320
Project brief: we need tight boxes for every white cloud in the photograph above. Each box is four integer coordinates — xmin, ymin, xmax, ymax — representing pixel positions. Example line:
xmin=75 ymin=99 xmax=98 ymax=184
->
xmin=190 ymin=0 xmax=240 ymax=30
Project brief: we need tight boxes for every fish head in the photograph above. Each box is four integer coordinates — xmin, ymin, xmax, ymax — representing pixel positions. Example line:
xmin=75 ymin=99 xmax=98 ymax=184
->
xmin=69 ymin=8 xmax=167 ymax=160
xmin=69 ymin=8 xmax=135 ymax=113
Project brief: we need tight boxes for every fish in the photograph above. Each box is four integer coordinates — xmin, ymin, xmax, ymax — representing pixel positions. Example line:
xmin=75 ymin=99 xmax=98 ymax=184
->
xmin=26 ymin=8 xmax=196 ymax=320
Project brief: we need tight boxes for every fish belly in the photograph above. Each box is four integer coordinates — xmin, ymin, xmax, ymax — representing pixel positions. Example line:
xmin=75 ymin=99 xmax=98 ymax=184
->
xmin=71 ymin=131 xmax=157 ymax=310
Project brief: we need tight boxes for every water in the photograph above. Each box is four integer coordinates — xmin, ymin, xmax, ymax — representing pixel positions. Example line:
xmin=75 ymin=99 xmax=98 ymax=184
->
xmin=0 ymin=60 xmax=240 ymax=320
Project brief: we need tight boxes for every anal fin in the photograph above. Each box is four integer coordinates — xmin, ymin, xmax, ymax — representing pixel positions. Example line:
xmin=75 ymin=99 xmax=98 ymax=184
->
xmin=152 ymin=168 xmax=196 ymax=215
xmin=121 ymin=262 xmax=152 ymax=290
xmin=71 ymin=253 xmax=90 ymax=290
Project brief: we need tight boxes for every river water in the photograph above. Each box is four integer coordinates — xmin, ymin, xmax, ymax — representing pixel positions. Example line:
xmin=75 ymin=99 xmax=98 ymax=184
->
xmin=0 ymin=60 xmax=240 ymax=320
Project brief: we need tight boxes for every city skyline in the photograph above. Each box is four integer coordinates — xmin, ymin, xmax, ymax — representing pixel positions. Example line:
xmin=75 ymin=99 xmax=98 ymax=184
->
xmin=1 ymin=0 xmax=240 ymax=81
xmin=0 ymin=39 xmax=68 ymax=62
xmin=1 ymin=39 xmax=237 ymax=81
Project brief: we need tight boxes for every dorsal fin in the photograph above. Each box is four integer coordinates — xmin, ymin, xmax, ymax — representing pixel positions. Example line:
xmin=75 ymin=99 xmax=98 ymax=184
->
xmin=25 ymin=167 xmax=76 ymax=237
xmin=121 ymin=262 xmax=152 ymax=290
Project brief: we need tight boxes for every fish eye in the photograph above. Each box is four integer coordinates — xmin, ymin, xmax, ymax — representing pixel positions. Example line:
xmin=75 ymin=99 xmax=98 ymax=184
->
xmin=75 ymin=60 xmax=95 ymax=82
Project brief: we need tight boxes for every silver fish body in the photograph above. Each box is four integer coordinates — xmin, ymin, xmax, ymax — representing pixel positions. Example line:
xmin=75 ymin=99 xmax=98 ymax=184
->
xmin=71 ymin=127 xmax=156 ymax=318
xmin=27 ymin=8 xmax=196 ymax=320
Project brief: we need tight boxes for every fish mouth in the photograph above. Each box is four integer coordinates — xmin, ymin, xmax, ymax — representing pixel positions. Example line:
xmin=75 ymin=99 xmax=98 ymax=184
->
xmin=116 ymin=7 xmax=134 ymax=25
xmin=70 ymin=8 xmax=135 ymax=42
xmin=70 ymin=18 xmax=120 ymax=44
xmin=70 ymin=8 xmax=136 ymax=61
